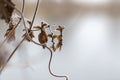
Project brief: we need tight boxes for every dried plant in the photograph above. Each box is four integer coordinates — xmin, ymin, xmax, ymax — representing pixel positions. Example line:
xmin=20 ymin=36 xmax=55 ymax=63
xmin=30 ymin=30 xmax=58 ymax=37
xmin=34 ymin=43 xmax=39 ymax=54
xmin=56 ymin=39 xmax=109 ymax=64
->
xmin=55 ymin=26 xmax=64 ymax=51
xmin=34 ymin=22 xmax=48 ymax=49
xmin=0 ymin=0 xmax=68 ymax=80
xmin=0 ymin=0 xmax=15 ymax=23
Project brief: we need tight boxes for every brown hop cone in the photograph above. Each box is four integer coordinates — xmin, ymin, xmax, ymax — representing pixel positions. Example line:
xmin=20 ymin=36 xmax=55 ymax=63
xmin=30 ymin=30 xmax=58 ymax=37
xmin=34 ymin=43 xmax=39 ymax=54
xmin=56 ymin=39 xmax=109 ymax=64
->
xmin=34 ymin=22 xmax=48 ymax=49
xmin=38 ymin=31 xmax=48 ymax=49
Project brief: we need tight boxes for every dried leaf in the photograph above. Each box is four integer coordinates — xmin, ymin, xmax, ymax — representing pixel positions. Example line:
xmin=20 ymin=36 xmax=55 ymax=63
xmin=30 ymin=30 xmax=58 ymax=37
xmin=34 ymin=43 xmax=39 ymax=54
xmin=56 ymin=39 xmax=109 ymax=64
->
xmin=29 ymin=31 xmax=34 ymax=39
xmin=42 ymin=23 xmax=47 ymax=27
xmin=4 ymin=22 xmax=16 ymax=42
xmin=27 ymin=20 xmax=32 ymax=25
xmin=50 ymin=45 xmax=56 ymax=52
xmin=48 ymin=34 xmax=52 ymax=38
xmin=9 ymin=21 xmax=16 ymax=27
xmin=33 ymin=26 xmax=41 ymax=30
xmin=41 ymin=22 xmax=47 ymax=27
xmin=48 ymin=34 xmax=57 ymax=39
xmin=55 ymin=35 xmax=63 ymax=51
xmin=4 ymin=30 xmax=15 ymax=42
xmin=53 ymin=35 xmax=58 ymax=39
xmin=0 ymin=0 xmax=15 ymax=23
xmin=56 ymin=26 xmax=64 ymax=31
xmin=57 ymin=35 xmax=62 ymax=41
xmin=4 ymin=29 xmax=10 ymax=37
xmin=56 ymin=41 xmax=62 ymax=51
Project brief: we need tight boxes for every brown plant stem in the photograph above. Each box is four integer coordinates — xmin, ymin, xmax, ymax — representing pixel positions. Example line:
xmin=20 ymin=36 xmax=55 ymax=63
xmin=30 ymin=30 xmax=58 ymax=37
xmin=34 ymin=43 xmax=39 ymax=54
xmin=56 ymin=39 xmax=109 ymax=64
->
xmin=29 ymin=0 xmax=39 ymax=30
xmin=0 ymin=37 xmax=25 ymax=74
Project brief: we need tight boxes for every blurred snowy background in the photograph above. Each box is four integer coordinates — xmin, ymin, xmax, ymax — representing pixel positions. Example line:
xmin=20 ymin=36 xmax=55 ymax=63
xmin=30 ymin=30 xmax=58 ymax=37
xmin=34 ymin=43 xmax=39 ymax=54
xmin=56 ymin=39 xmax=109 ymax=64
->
xmin=0 ymin=0 xmax=120 ymax=80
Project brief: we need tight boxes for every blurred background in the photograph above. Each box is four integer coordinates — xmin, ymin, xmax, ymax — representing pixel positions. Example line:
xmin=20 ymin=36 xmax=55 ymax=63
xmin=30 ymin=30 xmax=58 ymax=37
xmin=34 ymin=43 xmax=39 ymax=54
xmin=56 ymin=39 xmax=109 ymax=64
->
xmin=0 ymin=0 xmax=120 ymax=80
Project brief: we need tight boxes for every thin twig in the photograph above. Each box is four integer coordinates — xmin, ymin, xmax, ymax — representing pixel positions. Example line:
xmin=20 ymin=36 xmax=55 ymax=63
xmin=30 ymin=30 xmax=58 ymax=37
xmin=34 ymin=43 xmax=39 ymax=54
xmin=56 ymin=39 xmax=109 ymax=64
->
xmin=21 ymin=0 xmax=25 ymax=13
xmin=30 ymin=0 xmax=39 ymax=30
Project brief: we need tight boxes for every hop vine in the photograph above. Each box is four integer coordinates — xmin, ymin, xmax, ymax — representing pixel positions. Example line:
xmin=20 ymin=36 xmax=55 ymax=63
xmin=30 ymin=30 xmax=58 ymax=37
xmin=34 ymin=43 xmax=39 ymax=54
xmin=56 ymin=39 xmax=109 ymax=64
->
xmin=0 ymin=0 xmax=68 ymax=80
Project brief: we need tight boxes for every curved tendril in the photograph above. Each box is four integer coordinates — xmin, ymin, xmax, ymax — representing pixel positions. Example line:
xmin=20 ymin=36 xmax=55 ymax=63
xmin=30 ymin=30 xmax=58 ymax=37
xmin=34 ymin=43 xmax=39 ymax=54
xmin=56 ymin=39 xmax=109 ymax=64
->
xmin=20 ymin=38 xmax=69 ymax=80
xmin=46 ymin=46 xmax=68 ymax=80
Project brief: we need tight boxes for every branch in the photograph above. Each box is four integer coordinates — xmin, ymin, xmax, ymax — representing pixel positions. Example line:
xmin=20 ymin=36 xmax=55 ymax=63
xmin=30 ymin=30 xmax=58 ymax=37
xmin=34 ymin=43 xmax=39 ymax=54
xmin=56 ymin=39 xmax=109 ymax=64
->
xmin=30 ymin=0 xmax=39 ymax=30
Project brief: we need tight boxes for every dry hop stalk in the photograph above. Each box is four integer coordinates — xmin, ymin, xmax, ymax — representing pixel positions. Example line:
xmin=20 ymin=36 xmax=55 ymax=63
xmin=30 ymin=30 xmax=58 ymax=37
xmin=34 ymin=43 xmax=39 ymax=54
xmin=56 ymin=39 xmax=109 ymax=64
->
xmin=0 ymin=0 xmax=68 ymax=80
